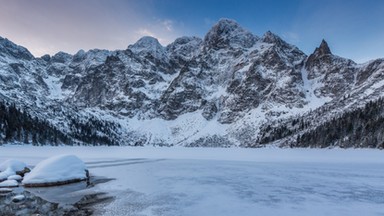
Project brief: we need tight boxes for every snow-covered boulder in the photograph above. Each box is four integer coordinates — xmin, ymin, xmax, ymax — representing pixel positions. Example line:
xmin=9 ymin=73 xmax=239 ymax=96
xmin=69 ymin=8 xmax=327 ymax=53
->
xmin=0 ymin=188 xmax=13 ymax=193
xmin=7 ymin=175 xmax=23 ymax=181
xmin=0 ymin=179 xmax=19 ymax=187
xmin=0 ymin=159 xmax=27 ymax=172
xmin=22 ymin=155 xmax=89 ymax=187
xmin=12 ymin=194 xmax=26 ymax=203
xmin=0 ymin=159 xmax=28 ymax=181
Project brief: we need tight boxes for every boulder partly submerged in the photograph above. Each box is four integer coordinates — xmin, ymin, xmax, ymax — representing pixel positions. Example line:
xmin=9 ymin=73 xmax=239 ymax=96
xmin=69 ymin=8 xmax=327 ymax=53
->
xmin=22 ymin=155 xmax=89 ymax=187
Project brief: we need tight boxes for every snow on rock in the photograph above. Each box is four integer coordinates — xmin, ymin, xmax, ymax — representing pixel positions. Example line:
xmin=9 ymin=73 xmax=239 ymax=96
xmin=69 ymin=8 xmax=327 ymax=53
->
xmin=0 ymin=159 xmax=27 ymax=173
xmin=0 ymin=159 xmax=28 ymax=181
xmin=0 ymin=179 xmax=19 ymax=187
xmin=7 ymin=175 xmax=23 ymax=181
xmin=11 ymin=194 xmax=25 ymax=203
xmin=0 ymin=37 xmax=34 ymax=60
xmin=203 ymin=18 xmax=257 ymax=49
xmin=128 ymin=36 xmax=168 ymax=60
xmin=22 ymin=155 xmax=88 ymax=187
xmin=166 ymin=36 xmax=203 ymax=62
xmin=0 ymin=19 xmax=384 ymax=149
xmin=0 ymin=188 xmax=13 ymax=193
xmin=0 ymin=169 xmax=16 ymax=181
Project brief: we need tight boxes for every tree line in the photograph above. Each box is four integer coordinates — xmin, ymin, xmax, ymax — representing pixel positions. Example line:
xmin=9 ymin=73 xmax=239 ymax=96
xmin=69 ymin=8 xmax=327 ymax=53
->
xmin=254 ymin=97 xmax=384 ymax=148
xmin=0 ymin=101 xmax=120 ymax=146
xmin=0 ymin=102 xmax=71 ymax=145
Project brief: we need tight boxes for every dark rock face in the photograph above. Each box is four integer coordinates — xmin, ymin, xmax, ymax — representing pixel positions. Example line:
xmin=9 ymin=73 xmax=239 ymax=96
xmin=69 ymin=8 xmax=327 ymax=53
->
xmin=202 ymin=102 xmax=218 ymax=120
xmin=305 ymin=40 xmax=357 ymax=98
xmin=157 ymin=25 xmax=307 ymax=124
xmin=167 ymin=36 xmax=203 ymax=68
xmin=16 ymin=167 xmax=31 ymax=177
xmin=0 ymin=19 xmax=383 ymax=147
xmin=356 ymin=59 xmax=384 ymax=85
xmin=23 ymin=178 xmax=87 ymax=187
xmin=40 ymin=54 xmax=51 ymax=62
xmin=317 ymin=39 xmax=332 ymax=55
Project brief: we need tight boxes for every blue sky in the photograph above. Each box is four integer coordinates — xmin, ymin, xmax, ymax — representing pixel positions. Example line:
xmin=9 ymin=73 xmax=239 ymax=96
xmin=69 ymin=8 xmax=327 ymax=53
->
xmin=0 ymin=0 xmax=383 ymax=63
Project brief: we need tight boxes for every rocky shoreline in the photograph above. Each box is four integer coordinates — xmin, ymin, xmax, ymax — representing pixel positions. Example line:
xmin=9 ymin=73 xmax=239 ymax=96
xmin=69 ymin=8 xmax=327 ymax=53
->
xmin=0 ymin=176 xmax=114 ymax=215
xmin=0 ymin=155 xmax=114 ymax=215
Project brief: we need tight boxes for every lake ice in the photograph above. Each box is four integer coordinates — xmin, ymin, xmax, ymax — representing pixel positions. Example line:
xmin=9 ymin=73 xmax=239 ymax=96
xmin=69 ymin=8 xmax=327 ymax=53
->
xmin=1 ymin=146 xmax=383 ymax=216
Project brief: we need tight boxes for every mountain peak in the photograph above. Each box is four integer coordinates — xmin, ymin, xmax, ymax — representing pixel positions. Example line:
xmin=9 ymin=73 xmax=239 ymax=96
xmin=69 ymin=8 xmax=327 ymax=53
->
xmin=51 ymin=51 xmax=72 ymax=63
xmin=129 ymin=36 xmax=163 ymax=50
xmin=128 ymin=36 xmax=167 ymax=59
xmin=203 ymin=18 xmax=257 ymax=49
xmin=215 ymin=18 xmax=241 ymax=29
xmin=262 ymin=31 xmax=283 ymax=44
xmin=313 ymin=39 xmax=332 ymax=56
xmin=0 ymin=36 xmax=34 ymax=60
xmin=305 ymin=39 xmax=333 ymax=71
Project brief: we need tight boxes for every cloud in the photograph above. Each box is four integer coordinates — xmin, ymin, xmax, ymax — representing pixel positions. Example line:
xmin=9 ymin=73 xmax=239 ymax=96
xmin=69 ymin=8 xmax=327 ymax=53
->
xmin=134 ymin=27 xmax=174 ymax=45
xmin=282 ymin=32 xmax=300 ymax=44
xmin=204 ymin=18 xmax=216 ymax=27
xmin=136 ymin=28 xmax=157 ymax=38
xmin=132 ymin=19 xmax=181 ymax=46
xmin=161 ymin=20 xmax=174 ymax=32
xmin=0 ymin=0 xmax=186 ymax=55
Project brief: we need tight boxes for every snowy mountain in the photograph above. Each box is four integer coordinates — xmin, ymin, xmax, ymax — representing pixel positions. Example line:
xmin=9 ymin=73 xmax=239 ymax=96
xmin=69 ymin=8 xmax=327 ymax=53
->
xmin=0 ymin=19 xmax=383 ymax=148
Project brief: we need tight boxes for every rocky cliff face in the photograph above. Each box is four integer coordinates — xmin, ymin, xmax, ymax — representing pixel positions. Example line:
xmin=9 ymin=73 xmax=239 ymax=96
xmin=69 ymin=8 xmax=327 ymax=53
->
xmin=0 ymin=19 xmax=383 ymax=147
xmin=305 ymin=39 xmax=357 ymax=99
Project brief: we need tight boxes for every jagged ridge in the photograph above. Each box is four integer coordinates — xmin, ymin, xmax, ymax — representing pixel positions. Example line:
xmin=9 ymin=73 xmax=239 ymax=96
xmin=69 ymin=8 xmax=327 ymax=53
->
xmin=0 ymin=19 xmax=383 ymax=147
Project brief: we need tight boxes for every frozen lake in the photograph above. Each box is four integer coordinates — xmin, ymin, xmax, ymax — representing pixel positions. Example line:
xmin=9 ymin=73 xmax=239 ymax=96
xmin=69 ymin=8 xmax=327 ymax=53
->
xmin=1 ymin=146 xmax=384 ymax=216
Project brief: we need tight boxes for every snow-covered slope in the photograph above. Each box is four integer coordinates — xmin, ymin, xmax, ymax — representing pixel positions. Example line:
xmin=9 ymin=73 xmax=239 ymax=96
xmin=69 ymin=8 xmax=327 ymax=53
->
xmin=0 ymin=19 xmax=383 ymax=147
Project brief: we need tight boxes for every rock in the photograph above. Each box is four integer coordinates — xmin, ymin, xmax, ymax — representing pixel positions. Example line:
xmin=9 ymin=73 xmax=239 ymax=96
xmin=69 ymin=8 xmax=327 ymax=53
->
xmin=16 ymin=167 xmax=31 ymax=177
xmin=318 ymin=39 xmax=332 ymax=55
xmin=167 ymin=36 xmax=202 ymax=65
xmin=202 ymin=102 xmax=218 ymax=120
xmin=305 ymin=40 xmax=356 ymax=98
